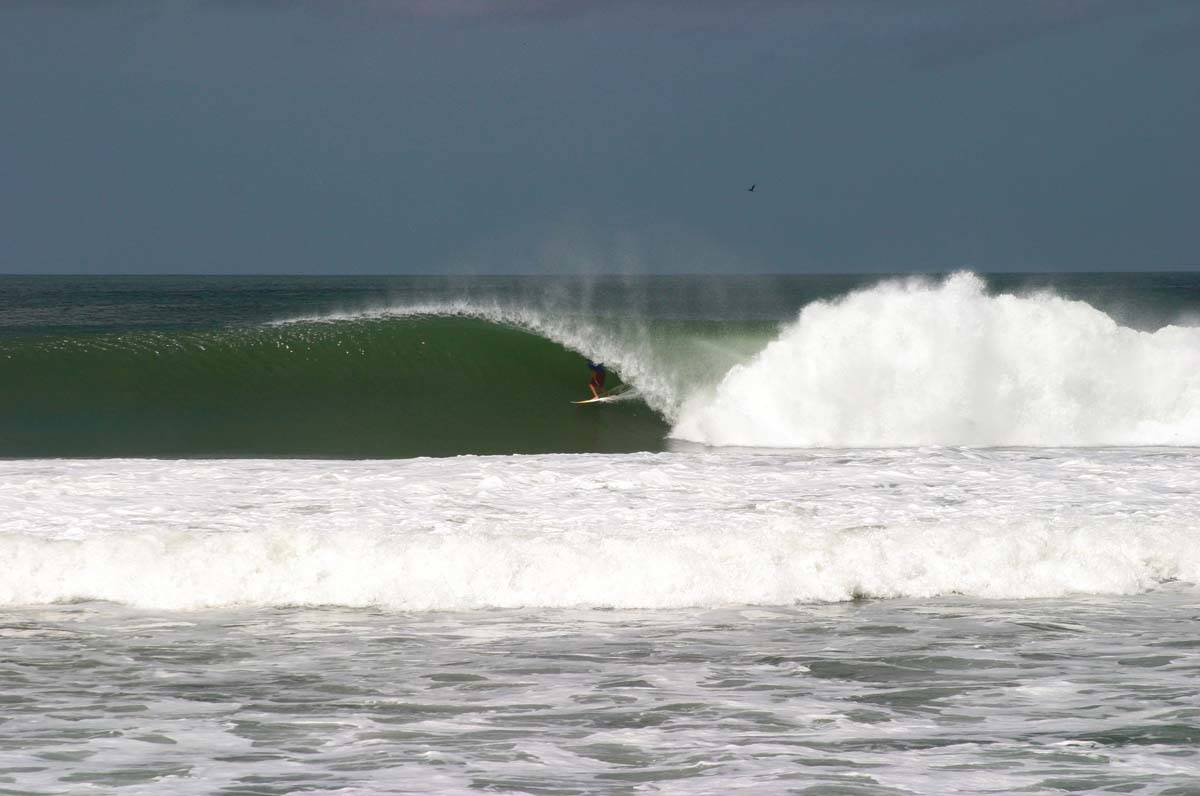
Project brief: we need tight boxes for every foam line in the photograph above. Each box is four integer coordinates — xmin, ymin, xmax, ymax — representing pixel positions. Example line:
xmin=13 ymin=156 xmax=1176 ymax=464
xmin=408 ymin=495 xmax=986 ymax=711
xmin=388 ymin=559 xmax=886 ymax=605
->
xmin=3 ymin=453 xmax=1196 ymax=610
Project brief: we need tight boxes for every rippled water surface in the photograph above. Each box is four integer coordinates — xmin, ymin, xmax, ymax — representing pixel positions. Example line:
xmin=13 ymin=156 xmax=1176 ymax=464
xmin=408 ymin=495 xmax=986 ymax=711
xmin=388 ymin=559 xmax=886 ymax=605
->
xmin=3 ymin=592 xmax=1199 ymax=795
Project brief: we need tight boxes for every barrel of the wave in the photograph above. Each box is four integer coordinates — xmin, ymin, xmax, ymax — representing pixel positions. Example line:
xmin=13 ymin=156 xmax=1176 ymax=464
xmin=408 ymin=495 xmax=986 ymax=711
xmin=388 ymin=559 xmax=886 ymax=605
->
xmin=572 ymin=360 xmax=634 ymax=404
xmin=0 ymin=316 xmax=668 ymax=457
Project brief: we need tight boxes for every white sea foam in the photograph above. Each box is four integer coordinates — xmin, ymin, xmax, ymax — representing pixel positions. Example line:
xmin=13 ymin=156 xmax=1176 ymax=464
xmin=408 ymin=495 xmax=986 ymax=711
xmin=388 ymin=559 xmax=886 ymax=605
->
xmin=673 ymin=273 xmax=1200 ymax=447
xmin=3 ymin=450 xmax=1197 ymax=610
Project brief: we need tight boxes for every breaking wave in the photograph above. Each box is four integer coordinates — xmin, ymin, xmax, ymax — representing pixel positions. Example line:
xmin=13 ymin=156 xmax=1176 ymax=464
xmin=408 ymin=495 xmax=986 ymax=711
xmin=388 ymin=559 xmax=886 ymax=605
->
xmin=2 ymin=272 xmax=1198 ymax=455
xmin=673 ymin=273 xmax=1200 ymax=447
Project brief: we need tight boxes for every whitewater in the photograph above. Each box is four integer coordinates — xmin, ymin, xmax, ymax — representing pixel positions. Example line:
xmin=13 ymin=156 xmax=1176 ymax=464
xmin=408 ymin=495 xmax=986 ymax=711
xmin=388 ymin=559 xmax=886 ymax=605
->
xmin=4 ymin=447 xmax=1197 ymax=610
xmin=673 ymin=273 xmax=1200 ymax=447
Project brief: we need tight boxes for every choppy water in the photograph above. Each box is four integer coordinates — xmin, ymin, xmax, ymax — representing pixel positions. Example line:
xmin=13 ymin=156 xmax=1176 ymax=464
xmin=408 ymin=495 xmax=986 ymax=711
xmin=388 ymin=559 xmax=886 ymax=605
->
xmin=3 ymin=448 xmax=1200 ymax=793
xmin=2 ymin=592 xmax=1199 ymax=795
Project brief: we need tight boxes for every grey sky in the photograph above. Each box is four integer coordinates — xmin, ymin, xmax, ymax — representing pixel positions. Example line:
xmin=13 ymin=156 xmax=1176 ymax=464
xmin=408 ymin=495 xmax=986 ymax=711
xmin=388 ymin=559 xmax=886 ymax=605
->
xmin=2 ymin=1 xmax=1197 ymax=274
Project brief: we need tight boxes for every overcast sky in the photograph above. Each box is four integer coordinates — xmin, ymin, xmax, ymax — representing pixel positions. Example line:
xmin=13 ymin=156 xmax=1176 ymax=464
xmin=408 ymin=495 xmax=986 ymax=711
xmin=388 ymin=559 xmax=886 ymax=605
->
xmin=2 ymin=1 xmax=1198 ymax=274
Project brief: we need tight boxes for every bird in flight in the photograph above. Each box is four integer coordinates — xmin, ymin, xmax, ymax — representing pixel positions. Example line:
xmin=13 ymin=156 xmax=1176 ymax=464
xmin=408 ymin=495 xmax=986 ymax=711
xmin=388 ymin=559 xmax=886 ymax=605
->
xmin=747 ymin=184 xmax=756 ymax=192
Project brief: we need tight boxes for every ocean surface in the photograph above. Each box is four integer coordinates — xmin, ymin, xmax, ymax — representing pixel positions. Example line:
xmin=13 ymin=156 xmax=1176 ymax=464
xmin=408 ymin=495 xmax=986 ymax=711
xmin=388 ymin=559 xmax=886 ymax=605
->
xmin=2 ymin=272 xmax=1199 ymax=794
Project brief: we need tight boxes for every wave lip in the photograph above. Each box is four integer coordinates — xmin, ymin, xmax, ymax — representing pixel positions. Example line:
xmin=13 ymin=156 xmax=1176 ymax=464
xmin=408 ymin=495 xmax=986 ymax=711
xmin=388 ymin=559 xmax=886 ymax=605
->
xmin=273 ymin=299 xmax=768 ymax=422
xmin=3 ymin=452 xmax=1197 ymax=611
xmin=672 ymin=272 xmax=1200 ymax=448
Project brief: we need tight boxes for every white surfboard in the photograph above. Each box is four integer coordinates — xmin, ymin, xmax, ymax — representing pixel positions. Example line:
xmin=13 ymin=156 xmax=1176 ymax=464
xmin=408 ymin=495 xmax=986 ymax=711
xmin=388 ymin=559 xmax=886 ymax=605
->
xmin=572 ymin=394 xmax=622 ymax=405
xmin=572 ymin=386 xmax=635 ymax=405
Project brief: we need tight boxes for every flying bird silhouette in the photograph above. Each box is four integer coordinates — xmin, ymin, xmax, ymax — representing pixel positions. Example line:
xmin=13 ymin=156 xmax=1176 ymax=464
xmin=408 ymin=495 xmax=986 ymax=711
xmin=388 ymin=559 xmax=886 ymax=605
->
xmin=747 ymin=184 xmax=756 ymax=192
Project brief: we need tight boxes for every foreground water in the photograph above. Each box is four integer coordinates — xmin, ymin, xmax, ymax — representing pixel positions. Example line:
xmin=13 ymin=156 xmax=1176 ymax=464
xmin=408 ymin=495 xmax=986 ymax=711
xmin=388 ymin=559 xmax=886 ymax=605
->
xmin=2 ymin=592 xmax=1198 ymax=795
xmin=3 ymin=449 xmax=1199 ymax=793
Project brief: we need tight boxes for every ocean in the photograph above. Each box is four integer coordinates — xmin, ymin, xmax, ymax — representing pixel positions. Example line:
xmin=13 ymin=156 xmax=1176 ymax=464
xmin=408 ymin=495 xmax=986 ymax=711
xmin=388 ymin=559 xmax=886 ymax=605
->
xmin=2 ymin=272 xmax=1199 ymax=794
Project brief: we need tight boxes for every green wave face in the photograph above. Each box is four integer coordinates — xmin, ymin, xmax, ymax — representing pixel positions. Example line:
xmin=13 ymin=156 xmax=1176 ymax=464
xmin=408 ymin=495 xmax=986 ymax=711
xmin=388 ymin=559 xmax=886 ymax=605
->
xmin=0 ymin=317 xmax=672 ymax=457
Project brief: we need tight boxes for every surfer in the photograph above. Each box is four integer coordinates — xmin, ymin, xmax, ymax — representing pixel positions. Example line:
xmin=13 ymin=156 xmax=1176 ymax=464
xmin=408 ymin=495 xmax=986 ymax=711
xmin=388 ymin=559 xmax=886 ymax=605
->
xmin=587 ymin=361 xmax=607 ymax=399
